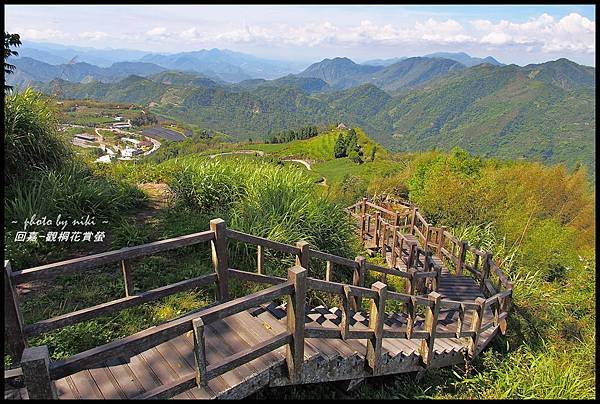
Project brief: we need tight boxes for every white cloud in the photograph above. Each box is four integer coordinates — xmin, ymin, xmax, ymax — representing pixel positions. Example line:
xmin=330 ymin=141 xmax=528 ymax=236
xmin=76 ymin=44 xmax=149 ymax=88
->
xmin=146 ymin=27 xmax=168 ymax=37
xmin=471 ymin=13 xmax=594 ymax=54
xmin=79 ymin=31 xmax=110 ymax=41
xmin=21 ymin=28 xmax=67 ymax=41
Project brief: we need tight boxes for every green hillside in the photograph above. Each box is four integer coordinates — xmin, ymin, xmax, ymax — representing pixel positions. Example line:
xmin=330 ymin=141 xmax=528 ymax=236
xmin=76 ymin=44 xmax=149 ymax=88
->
xmin=247 ymin=127 xmax=389 ymax=162
xmin=34 ymin=59 xmax=595 ymax=176
xmin=382 ymin=64 xmax=595 ymax=174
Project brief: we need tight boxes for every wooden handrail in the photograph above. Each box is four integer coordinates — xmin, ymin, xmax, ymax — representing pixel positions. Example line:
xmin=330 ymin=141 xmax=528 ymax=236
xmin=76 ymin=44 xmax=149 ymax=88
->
xmin=11 ymin=230 xmax=215 ymax=284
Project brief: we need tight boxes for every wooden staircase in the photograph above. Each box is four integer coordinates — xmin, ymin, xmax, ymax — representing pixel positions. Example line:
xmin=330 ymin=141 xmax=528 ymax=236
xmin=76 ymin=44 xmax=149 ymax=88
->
xmin=4 ymin=200 xmax=512 ymax=400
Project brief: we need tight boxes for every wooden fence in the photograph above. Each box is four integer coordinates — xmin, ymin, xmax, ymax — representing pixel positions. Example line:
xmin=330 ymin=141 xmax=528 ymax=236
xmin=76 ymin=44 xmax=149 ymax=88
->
xmin=4 ymin=200 xmax=513 ymax=399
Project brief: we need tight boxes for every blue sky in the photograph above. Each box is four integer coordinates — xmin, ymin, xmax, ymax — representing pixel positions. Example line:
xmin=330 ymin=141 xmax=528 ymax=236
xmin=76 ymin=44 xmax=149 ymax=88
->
xmin=4 ymin=5 xmax=596 ymax=66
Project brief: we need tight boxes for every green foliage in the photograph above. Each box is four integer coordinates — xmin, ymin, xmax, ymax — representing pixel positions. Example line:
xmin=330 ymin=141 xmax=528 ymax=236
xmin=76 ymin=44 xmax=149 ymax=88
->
xmin=4 ymin=88 xmax=72 ymax=184
xmin=267 ymin=125 xmax=319 ymax=144
xmin=334 ymin=133 xmax=347 ymax=158
xmin=4 ymin=32 xmax=21 ymax=92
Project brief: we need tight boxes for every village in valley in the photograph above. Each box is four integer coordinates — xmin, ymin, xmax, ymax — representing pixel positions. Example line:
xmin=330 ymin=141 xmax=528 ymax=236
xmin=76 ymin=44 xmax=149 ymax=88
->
xmin=57 ymin=100 xmax=188 ymax=163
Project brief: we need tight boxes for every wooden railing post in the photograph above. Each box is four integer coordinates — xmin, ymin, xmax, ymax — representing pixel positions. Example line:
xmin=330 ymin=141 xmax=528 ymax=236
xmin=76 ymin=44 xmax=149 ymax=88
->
xmin=192 ymin=317 xmax=208 ymax=387
xmin=21 ymin=345 xmax=57 ymax=399
xmin=468 ymin=297 xmax=486 ymax=358
xmin=406 ymin=296 xmax=416 ymax=339
xmin=340 ymin=285 xmax=351 ymax=340
xmin=419 ymin=291 xmax=441 ymax=366
xmin=406 ymin=268 xmax=417 ymax=295
xmin=410 ymin=207 xmax=418 ymax=235
xmin=325 ymin=260 xmax=333 ymax=282
xmin=286 ymin=266 xmax=307 ymax=384
xmin=437 ymin=226 xmax=446 ymax=258
xmin=359 ymin=197 xmax=368 ymax=242
xmin=499 ymin=281 xmax=514 ymax=335
xmin=390 ymin=226 xmax=398 ymax=268
xmin=407 ymin=242 xmax=416 ymax=268
xmin=351 ymin=257 xmax=366 ymax=311
xmin=457 ymin=241 xmax=468 ymax=276
xmin=424 ymin=225 xmax=432 ymax=251
xmin=210 ymin=218 xmax=229 ymax=302
xmin=4 ymin=261 xmax=26 ymax=362
xmin=257 ymin=245 xmax=265 ymax=275
xmin=120 ymin=259 xmax=134 ymax=297
xmin=374 ymin=211 xmax=381 ymax=247
xmin=366 ymin=281 xmax=387 ymax=375
xmin=295 ymin=241 xmax=310 ymax=273
xmin=380 ymin=221 xmax=387 ymax=252
xmin=480 ymin=252 xmax=492 ymax=294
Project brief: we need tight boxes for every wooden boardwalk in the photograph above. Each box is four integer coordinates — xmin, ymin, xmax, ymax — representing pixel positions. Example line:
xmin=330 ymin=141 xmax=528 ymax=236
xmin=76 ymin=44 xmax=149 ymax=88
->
xmin=4 ymin=200 xmax=512 ymax=400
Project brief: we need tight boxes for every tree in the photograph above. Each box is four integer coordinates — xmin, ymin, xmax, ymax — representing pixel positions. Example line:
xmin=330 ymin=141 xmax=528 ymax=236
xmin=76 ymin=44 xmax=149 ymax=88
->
xmin=4 ymin=32 xmax=21 ymax=93
xmin=348 ymin=150 xmax=362 ymax=164
xmin=370 ymin=145 xmax=377 ymax=162
xmin=334 ymin=133 xmax=347 ymax=158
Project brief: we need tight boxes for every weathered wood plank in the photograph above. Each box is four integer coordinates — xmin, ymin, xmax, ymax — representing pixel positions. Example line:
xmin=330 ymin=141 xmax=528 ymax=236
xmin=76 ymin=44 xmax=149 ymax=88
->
xmin=206 ymin=333 xmax=290 ymax=380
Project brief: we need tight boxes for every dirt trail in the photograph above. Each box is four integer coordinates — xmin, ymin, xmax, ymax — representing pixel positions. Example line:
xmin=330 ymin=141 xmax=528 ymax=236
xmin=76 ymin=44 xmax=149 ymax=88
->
xmin=135 ymin=183 xmax=172 ymax=223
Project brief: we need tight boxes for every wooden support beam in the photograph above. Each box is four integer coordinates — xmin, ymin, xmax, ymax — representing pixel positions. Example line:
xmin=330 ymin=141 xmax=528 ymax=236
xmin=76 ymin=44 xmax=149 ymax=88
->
xmin=286 ymin=266 xmax=306 ymax=384
xmin=366 ymin=281 xmax=387 ymax=375
xmin=120 ymin=259 xmax=134 ymax=297
xmin=351 ymin=257 xmax=366 ymax=312
xmin=419 ymin=291 xmax=441 ymax=366
xmin=192 ymin=317 xmax=208 ymax=387
xmin=468 ymin=297 xmax=486 ymax=358
xmin=21 ymin=345 xmax=57 ymax=399
xmin=4 ymin=261 xmax=26 ymax=362
xmin=257 ymin=245 xmax=265 ymax=275
xmin=210 ymin=218 xmax=229 ymax=302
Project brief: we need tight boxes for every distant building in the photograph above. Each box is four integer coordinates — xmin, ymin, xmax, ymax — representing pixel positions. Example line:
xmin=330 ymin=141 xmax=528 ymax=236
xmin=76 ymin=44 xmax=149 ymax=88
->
xmin=121 ymin=147 xmax=143 ymax=158
xmin=94 ymin=155 xmax=114 ymax=163
xmin=337 ymin=122 xmax=348 ymax=130
xmin=138 ymin=140 xmax=153 ymax=148
xmin=74 ymin=134 xmax=96 ymax=142
xmin=120 ymin=137 xmax=140 ymax=145
xmin=111 ymin=120 xmax=132 ymax=129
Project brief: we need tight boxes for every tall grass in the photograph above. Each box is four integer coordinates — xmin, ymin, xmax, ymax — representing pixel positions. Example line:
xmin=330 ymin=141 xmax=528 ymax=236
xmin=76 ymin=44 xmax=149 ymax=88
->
xmin=161 ymin=157 xmax=357 ymax=279
xmin=4 ymin=88 xmax=71 ymax=185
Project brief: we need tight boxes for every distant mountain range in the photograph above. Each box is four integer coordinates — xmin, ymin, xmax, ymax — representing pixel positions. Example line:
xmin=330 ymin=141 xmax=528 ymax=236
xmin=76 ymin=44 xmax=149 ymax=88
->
xmin=12 ymin=42 xmax=308 ymax=84
xmin=8 ymin=42 xmax=594 ymax=174
xmin=30 ymin=57 xmax=595 ymax=176
xmin=363 ymin=52 xmax=503 ymax=68
xmin=8 ymin=57 xmax=168 ymax=88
